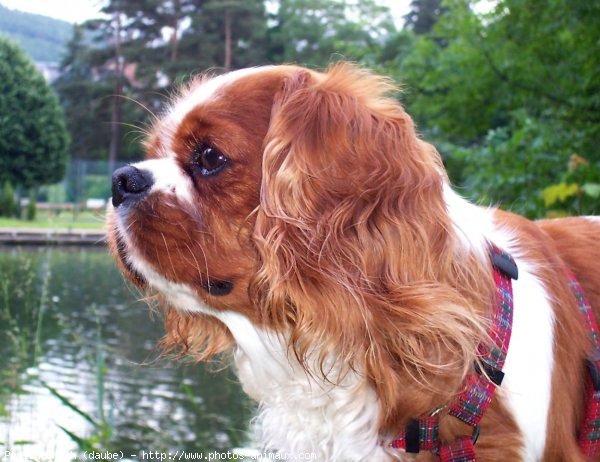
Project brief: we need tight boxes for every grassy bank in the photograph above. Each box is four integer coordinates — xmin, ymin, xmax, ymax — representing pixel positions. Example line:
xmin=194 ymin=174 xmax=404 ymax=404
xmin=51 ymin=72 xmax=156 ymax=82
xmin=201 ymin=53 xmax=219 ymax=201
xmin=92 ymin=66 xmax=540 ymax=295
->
xmin=0 ymin=210 xmax=105 ymax=230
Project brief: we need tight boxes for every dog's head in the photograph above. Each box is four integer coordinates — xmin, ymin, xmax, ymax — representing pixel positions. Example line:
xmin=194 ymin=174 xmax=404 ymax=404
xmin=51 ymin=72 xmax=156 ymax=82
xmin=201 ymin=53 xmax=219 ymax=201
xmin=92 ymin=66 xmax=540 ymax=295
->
xmin=107 ymin=63 xmax=488 ymax=423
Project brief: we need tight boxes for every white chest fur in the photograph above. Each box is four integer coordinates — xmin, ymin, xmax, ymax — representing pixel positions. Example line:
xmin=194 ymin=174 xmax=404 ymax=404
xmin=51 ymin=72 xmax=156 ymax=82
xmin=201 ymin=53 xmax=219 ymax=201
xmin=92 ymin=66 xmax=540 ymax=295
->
xmin=219 ymin=312 xmax=390 ymax=461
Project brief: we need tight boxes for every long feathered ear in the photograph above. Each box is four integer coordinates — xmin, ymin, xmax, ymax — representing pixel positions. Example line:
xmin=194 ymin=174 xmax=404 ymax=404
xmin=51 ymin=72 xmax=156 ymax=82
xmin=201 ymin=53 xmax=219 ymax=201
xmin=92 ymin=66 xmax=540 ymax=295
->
xmin=159 ymin=300 xmax=234 ymax=361
xmin=252 ymin=63 xmax=490 ymax=427
xmin=107 ymin=206 xmax=234 ymax=362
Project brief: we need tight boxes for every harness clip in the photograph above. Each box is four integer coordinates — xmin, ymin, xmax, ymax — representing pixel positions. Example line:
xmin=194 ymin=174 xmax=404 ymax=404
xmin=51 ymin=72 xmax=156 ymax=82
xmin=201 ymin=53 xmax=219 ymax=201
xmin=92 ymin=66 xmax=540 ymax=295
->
xmin=491 ymin=250 xmax=519 ymax=280
xmin=474 ymin=360 xmax=505 ymax=386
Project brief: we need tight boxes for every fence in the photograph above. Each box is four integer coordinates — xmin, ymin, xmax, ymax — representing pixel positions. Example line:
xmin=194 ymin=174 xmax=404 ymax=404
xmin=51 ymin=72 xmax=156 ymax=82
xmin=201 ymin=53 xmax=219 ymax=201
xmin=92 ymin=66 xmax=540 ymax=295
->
xmin=40 ymin=160 xmax=127 ymax=209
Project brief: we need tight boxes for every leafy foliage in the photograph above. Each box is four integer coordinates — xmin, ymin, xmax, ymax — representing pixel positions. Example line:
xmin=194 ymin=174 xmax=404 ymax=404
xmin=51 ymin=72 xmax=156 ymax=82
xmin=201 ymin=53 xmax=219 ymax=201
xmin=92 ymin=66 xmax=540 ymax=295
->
xmin=392 ymin=0 xmax=600 ymax=217
xmin=0 ymin=38 xmax=70 ymax=189
xmin=404 ymin=0 xmax=445 ymax=34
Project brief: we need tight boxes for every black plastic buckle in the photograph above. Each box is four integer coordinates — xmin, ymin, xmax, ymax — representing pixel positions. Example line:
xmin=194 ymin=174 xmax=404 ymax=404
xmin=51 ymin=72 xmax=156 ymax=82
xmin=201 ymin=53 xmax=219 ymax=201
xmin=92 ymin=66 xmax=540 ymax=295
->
xmin=491 ymin=250 xmax=519 ymax=280
xmin=405 ymin=419 xmax=420 ymax=453
xmin=474 ymin=361 xmax=505 ymax=386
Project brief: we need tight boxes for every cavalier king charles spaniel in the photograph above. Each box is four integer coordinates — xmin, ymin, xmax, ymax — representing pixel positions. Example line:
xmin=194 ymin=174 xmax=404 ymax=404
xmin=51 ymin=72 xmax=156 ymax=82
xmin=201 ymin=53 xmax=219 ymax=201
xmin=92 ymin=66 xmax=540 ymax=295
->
xmin=107 ymin=63 xmax=600 ymax=461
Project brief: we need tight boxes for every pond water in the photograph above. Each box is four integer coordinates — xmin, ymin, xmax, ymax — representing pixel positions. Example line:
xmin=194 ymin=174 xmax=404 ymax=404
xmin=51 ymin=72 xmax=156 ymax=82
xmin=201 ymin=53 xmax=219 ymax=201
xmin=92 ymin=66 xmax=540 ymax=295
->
xmin=0 ymin=247 xmax=253 ymax=461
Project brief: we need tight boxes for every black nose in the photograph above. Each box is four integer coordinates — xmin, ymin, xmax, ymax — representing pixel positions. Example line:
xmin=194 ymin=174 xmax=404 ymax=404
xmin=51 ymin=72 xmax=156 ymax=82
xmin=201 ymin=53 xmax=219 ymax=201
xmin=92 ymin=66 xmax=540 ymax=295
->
xmin=111 ymin=166 xmax=154 ymax=207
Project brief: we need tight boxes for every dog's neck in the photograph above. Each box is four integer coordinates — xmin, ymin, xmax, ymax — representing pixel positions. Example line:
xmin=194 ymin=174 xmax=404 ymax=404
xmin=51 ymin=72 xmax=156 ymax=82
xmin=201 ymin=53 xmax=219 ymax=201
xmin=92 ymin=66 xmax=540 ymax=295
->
xmin=218 ymin=311 xmax=390 ymax=460
xmin=211 ymin=186 xmax=498 ymax=460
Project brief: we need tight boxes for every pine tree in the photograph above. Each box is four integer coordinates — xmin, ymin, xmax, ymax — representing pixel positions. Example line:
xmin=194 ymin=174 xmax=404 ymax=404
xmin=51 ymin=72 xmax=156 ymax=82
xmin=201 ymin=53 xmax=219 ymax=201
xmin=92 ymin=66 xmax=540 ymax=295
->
xmin=54 ymin=26 xmax=115 ymax=161
xmin=68 ymin=0 xmax=269 ymax=165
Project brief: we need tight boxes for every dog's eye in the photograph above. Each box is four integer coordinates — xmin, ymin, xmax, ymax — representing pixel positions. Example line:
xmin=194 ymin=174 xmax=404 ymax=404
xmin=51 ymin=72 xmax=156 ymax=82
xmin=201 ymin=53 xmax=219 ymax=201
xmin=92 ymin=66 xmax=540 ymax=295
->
xmin=194 ymin=144 xmax=228 ymax=176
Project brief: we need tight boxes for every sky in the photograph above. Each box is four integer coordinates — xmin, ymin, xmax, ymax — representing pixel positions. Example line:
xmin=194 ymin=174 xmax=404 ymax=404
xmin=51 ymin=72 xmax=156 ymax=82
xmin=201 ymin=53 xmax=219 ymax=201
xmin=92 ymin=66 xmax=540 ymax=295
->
xmin=0 ymin=0 xmax=104 ymax=23
xmin=0 ymin=0 xmax=410 ymax=26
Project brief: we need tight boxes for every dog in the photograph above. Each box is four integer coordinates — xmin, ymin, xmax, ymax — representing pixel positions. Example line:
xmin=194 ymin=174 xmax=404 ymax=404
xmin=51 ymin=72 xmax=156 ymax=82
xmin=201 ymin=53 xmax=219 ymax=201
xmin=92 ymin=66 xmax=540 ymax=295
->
xmin=107 ymin=63 xmax=600 ymax=461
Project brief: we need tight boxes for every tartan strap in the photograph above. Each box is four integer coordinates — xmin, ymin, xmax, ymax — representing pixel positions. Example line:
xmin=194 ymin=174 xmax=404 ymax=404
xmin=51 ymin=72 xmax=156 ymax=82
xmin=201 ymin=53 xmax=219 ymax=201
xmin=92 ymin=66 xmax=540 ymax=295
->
xmin=439 ymin=436 xmax=477 ymax=462
xmin=389 ymin=416 xmax=439 ymax=453
xmin=387 ymin=245 xmax=516 ymax=460
xmin=579 ymin=380 xmax=600 ymax=458
xmin=567 ymin=270 xmax=600 ymax=457
xmin=448 ymin=246 xmax=515 ymax=427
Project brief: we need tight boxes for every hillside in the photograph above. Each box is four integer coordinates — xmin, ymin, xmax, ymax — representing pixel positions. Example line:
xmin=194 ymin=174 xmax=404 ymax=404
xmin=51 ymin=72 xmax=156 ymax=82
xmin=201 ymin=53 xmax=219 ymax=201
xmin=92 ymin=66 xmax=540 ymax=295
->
xmin=0 ymin=4 xmax=72 ymax=63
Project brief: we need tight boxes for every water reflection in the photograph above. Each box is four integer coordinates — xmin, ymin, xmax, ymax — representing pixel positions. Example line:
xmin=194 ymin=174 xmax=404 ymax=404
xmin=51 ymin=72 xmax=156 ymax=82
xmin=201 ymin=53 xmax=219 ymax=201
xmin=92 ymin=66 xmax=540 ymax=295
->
xmin=0 ymin=247 xmax=253 ymax=461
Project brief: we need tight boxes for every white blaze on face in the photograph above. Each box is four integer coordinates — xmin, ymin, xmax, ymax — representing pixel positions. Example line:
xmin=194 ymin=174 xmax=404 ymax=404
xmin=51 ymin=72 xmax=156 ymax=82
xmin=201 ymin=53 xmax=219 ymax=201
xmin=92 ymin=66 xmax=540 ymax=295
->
xmin=131 ymin=157 xmax=194 ymax=204
xmin=109 ymin=70 xmax=285 ymax=315
xmin=126 ymin=67 xmax=273 ymax=208
xmin=167 ymin=66 xmax=272 ymax=129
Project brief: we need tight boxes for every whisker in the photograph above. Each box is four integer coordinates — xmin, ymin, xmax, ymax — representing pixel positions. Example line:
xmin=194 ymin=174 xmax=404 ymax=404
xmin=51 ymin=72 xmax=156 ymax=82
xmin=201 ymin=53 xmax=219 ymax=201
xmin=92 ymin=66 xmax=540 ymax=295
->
xmin=117 ymin=93 xmax=159 ymax=122
xmin=161 ymin=232 xmax=177 ymax=279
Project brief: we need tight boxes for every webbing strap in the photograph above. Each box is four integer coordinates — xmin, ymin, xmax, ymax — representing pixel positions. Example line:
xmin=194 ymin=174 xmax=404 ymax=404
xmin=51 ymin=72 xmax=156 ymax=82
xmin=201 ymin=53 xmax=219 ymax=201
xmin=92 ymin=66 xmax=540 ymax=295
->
xmin=388 ymin=245 xmax=516 ymax=461
xmin=438 ymin=436 xmax=477 ymax=462
xmin=448 ymin=246 xmax=515 ymax=427
xmin=567 ymin=271 xmax=600 ymax=458
xmin=389 ymin=416 xmax=439 ymax=453
xmin=387 ymin=251 xmax=600 ymax=460
xmin=579 ymin=377 xmax=600 ymax=458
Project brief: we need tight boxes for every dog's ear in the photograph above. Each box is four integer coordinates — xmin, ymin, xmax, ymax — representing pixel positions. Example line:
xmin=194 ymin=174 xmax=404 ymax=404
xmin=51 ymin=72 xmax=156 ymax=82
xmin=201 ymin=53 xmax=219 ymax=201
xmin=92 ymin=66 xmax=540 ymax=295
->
xmin=252 ymin=63 xmax=488 ymax=424
xmin=160 ymin=300 xmax=234 ymax=361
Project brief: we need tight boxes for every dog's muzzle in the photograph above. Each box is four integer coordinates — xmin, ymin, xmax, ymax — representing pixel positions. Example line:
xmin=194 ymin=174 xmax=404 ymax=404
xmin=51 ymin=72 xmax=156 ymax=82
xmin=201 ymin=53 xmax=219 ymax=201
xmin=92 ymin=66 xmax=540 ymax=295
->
xmin=111 ymin=165 xmax=154 ymax=208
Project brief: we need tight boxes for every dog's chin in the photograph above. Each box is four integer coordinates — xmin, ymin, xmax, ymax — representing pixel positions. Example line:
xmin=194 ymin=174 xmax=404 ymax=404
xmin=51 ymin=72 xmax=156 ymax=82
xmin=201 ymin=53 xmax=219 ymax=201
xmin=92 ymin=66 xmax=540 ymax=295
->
xmin=106 ymin=210 xmax=147 ymax=289
xmin=116 ymin=234 xmax=147 ymax=288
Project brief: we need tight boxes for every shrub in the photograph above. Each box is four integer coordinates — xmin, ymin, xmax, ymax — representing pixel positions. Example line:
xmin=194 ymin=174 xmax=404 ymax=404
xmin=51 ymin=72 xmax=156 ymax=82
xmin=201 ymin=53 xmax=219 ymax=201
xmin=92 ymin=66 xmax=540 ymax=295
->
xmin=0 ymin=38 xmax=69 ymax=189
xmin=26 ymin=190 xmax=37 ymax=221
xmin=0 ymin=180 xmax=16 ymax=217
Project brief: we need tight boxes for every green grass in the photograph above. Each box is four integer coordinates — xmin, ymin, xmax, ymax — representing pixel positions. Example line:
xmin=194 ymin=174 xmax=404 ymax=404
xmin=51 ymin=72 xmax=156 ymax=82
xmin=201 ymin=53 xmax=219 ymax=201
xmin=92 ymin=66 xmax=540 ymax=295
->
xmin=0 ymin=210 xmax=105 ymax=230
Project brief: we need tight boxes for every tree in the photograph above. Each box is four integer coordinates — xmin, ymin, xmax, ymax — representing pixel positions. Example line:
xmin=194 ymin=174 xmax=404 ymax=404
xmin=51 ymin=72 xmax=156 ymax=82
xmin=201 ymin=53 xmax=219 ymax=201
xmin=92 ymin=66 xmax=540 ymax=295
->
xmin=198 ymin=0 xmax=268 ymax=70
xmin=267 ymin=0 xmax=395 ymax=68
xmin=178 ymin=0 xmax=268 ymax=75
xmin=88 ymin=0 xmax=200 ymax=89
xmin=0 ymin=38 xmax=69 ymax=189
xmin=59 ymin=0 xmax=269 ymax=166
xmin=54 ymin=26 xmax=115 ymax=161
xmin=404 ymin=0 xmax=445 ymax=34
xmin=83 ymin=0 xmax=130 ymax=174
xmin=56 ymin=18 xmax=150 ymax=163
xmin=392 ymin=0 xmax=600 ymax=217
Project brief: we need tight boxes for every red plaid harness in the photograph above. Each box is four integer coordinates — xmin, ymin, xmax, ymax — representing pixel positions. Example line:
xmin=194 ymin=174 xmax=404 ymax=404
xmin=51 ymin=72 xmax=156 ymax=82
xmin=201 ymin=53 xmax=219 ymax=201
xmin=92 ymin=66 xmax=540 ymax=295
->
xmin=569 ymin=270 xmax=600 ymax=457
xmin=387 ymin=245 xmax=600 ymax=461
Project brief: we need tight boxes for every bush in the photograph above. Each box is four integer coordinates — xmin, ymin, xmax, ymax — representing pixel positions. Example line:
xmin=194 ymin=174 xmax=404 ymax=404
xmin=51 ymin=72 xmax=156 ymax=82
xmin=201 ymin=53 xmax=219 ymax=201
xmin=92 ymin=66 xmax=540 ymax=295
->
xmin=26 ymin=190 xmax=37 ymax=221
xmin=444 ymin=111 xmax=575 ymax=218
xmin=0 ymin=180 xmax=16 ymax=217
xmin=0 ymin=38 xmax=69 ymax=189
